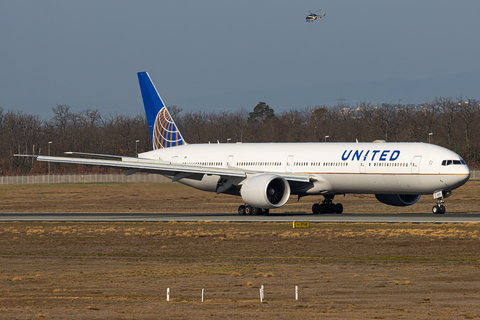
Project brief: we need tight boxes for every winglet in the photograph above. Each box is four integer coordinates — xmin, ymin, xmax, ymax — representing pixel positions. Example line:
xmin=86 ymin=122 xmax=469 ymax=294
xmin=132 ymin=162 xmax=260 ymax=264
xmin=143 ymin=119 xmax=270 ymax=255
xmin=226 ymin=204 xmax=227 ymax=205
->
xmin=137 ymin=72 xmax=186 ymax=150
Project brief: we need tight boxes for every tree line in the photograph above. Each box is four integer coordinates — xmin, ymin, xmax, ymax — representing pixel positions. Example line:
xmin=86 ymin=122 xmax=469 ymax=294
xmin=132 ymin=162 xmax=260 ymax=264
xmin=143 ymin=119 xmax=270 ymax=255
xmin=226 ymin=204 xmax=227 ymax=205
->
xmin=2 ymin=96 xmax=479 ymax=175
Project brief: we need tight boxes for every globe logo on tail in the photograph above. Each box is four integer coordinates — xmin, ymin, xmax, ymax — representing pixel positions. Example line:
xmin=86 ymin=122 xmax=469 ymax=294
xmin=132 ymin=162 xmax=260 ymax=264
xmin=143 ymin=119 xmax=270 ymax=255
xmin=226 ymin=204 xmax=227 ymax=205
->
xmin=152 ymin=107 xmax=185 ymax=149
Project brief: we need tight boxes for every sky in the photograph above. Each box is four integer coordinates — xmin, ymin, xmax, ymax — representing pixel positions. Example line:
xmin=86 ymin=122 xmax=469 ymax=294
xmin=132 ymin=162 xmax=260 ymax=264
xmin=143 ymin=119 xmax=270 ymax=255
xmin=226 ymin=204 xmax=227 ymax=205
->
xmin=1 ymin=0 xmax=479 ymax=118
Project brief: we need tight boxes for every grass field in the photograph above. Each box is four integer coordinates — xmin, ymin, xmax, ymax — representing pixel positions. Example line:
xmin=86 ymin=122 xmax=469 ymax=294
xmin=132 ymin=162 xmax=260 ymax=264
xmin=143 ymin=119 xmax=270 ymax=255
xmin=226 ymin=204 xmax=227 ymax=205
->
xmin=0 ymin=180 xmax=478 ymax=213
xmin=1 ymin=221 xmax=480 ymax=319
xmin=0 ymin=181 xmax=479 ymax=318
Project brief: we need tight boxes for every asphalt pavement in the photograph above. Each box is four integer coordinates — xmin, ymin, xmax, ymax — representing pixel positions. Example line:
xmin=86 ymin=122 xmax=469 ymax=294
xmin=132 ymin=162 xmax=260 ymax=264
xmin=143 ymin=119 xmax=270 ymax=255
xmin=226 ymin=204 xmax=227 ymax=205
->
xmin=0 ymin=212 xmax=479 ymax=223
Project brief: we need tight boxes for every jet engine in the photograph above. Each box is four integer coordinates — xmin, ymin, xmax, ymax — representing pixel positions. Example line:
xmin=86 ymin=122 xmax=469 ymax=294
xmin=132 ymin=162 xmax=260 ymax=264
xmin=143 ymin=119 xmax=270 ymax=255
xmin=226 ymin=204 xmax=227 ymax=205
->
xmin=375 ymin=194 xmax=421 ymax=207
xmin=240 ymin=174 xmax=291 ymax=209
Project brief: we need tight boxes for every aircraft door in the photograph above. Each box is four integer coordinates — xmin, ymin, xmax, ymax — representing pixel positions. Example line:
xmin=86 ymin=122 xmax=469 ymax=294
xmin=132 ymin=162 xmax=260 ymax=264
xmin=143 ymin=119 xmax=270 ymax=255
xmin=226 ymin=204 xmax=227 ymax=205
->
xmin=226 ymin=155 xmax=234 ymax=167
xmin=411 ymin=156 xmax=421 ymax=174
xmin=286 ymin=155 xmax=294 ymax=173
xmin=359 ymin=162 xmax=366 ymax=174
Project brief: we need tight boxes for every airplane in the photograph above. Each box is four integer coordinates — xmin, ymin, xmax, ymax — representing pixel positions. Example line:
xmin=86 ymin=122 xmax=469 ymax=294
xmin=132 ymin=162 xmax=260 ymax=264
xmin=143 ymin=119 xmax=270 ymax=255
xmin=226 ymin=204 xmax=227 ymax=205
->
xmin=306 ymin=9 xmax=326 ymax=22
xmin=18 ymin=72 xmax=470 ymax=215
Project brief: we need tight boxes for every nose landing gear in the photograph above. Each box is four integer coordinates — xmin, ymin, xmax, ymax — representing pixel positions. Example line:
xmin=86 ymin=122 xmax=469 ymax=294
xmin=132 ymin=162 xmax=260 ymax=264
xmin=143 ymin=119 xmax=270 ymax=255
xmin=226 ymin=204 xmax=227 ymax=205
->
xmin=432 ymin=191 xmax=451 ymax=214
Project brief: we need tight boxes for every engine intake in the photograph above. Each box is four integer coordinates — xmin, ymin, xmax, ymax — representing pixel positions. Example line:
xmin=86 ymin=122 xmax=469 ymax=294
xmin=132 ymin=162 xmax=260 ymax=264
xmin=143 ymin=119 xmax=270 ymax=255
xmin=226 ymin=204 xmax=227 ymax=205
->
xmin=375 ymin=194 xmax=421 ymax=207
xmin=240 ymin=174 xmax=291 ymax=209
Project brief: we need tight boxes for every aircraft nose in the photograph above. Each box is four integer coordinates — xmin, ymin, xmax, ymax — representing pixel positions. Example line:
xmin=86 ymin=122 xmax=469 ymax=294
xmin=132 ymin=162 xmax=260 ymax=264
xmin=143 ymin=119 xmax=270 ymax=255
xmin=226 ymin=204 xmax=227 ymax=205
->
xmin=456 ymin=165 xmax=470 ymax=184
xmin=457 ymin=165 xmax=470 ymax=176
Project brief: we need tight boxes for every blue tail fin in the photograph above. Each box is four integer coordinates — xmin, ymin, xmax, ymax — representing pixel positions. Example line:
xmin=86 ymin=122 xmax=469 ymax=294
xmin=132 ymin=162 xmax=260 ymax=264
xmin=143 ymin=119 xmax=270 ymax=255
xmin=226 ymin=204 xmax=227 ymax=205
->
xmin=137 ymin=72 xmax=186 ymax=150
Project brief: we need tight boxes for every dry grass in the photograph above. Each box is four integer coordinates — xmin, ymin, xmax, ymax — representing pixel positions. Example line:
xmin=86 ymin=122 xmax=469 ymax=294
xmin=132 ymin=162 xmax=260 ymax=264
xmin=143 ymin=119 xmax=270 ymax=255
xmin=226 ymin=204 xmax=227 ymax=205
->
xmin=3 ymin=221 xmax=480 ymax=246
xmin=0 ymin=180 xmax=479 ymax=318
xmin=1 ymin=221 xmax=480 ymax=318
xmin=0 ymin=180 xmax=478 ymax=213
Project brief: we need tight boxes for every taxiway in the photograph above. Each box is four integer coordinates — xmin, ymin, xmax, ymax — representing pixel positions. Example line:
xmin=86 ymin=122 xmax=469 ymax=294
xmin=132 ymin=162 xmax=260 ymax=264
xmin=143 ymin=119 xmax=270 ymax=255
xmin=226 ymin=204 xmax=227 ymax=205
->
xmin=0 ymin=212 xmax=479 ymax=223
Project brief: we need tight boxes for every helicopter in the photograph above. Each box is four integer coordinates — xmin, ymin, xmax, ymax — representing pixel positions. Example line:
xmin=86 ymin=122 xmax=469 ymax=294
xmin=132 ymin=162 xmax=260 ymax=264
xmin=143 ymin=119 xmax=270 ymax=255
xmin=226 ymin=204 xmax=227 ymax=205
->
xmin=306 ymin=9 xmax=326 ymax=22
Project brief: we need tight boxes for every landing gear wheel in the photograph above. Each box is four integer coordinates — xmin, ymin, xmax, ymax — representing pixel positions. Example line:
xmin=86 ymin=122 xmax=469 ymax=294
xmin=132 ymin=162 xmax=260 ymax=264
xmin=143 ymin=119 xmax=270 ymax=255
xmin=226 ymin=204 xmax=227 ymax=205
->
xmin=263 ymin=209 xmax=269 ymax=215
xmin=252 ymin=207 xmax=262 ymax=215
xmin=335 ymin=203 xmax=343 ymax=214
xmin=318 ymin=204 xmax=325 ymax=214
xmin=312 ymin=203 xmax=320 ymax=214
xmin=238 ymin=205 xmax=246 ymax=215
xmin=432 ymin=205 xmax=445 ymax=214
xmin=245 ymin=205 xmax=253 ymax=215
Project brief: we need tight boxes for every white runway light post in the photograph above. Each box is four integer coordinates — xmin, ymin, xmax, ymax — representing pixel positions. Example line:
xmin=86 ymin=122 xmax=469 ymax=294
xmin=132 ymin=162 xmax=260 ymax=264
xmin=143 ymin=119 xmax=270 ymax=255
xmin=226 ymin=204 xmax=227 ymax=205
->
xmin=429 ymin=132 xmax=433 ymax=144
xmin=135 ymin=140 xmax=140 ymax=157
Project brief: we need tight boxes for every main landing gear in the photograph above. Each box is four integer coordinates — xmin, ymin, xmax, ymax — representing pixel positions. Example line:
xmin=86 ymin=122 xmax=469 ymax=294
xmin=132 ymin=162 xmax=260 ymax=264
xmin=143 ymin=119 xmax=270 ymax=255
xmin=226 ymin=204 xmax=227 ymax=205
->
xmin=238 ymin=205 xmax=269 ymax=216
xmin=312 ymin=195 xmax=343 ymax=214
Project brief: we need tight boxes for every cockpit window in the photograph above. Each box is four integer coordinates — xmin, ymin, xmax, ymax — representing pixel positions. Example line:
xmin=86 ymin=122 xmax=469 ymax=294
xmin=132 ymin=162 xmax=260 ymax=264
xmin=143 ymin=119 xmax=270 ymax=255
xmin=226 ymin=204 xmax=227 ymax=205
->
xmin=442 ymin=159 xmax=465 ymax=166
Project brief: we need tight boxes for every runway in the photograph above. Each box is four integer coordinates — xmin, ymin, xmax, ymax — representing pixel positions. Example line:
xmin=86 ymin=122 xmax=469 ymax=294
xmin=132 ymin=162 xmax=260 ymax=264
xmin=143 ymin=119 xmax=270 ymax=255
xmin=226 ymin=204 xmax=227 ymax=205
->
xmin=1 ymin=212 xmax=480 ymax=223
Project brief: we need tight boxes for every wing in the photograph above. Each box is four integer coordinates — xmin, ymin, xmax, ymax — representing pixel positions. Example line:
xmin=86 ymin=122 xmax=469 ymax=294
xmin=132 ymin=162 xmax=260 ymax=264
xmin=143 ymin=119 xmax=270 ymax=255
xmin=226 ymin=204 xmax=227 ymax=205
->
xmin=16 ymin=154 xmax=314 ymax=184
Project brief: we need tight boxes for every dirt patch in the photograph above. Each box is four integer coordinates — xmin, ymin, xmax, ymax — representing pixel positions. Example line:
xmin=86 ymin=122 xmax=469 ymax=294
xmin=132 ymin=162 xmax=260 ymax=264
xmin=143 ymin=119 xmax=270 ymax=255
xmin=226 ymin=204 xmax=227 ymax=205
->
xmin=1 ymin=222 xmax=480 ymax=319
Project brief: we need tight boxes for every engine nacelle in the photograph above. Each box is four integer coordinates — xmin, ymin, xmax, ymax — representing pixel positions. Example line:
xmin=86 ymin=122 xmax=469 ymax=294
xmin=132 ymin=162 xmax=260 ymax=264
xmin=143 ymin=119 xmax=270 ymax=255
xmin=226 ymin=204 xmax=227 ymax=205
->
xmin=240 ymin=174 xmax=291 ymax=209
xmin=375 ymin=194 xmax=421 ymax=207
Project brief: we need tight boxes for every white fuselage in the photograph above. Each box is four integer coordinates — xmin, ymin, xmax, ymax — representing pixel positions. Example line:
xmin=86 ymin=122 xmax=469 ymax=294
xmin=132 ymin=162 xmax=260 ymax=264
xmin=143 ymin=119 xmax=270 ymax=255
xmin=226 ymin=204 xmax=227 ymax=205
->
xmin=139 ymin=142 xmax=470 ymax=196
